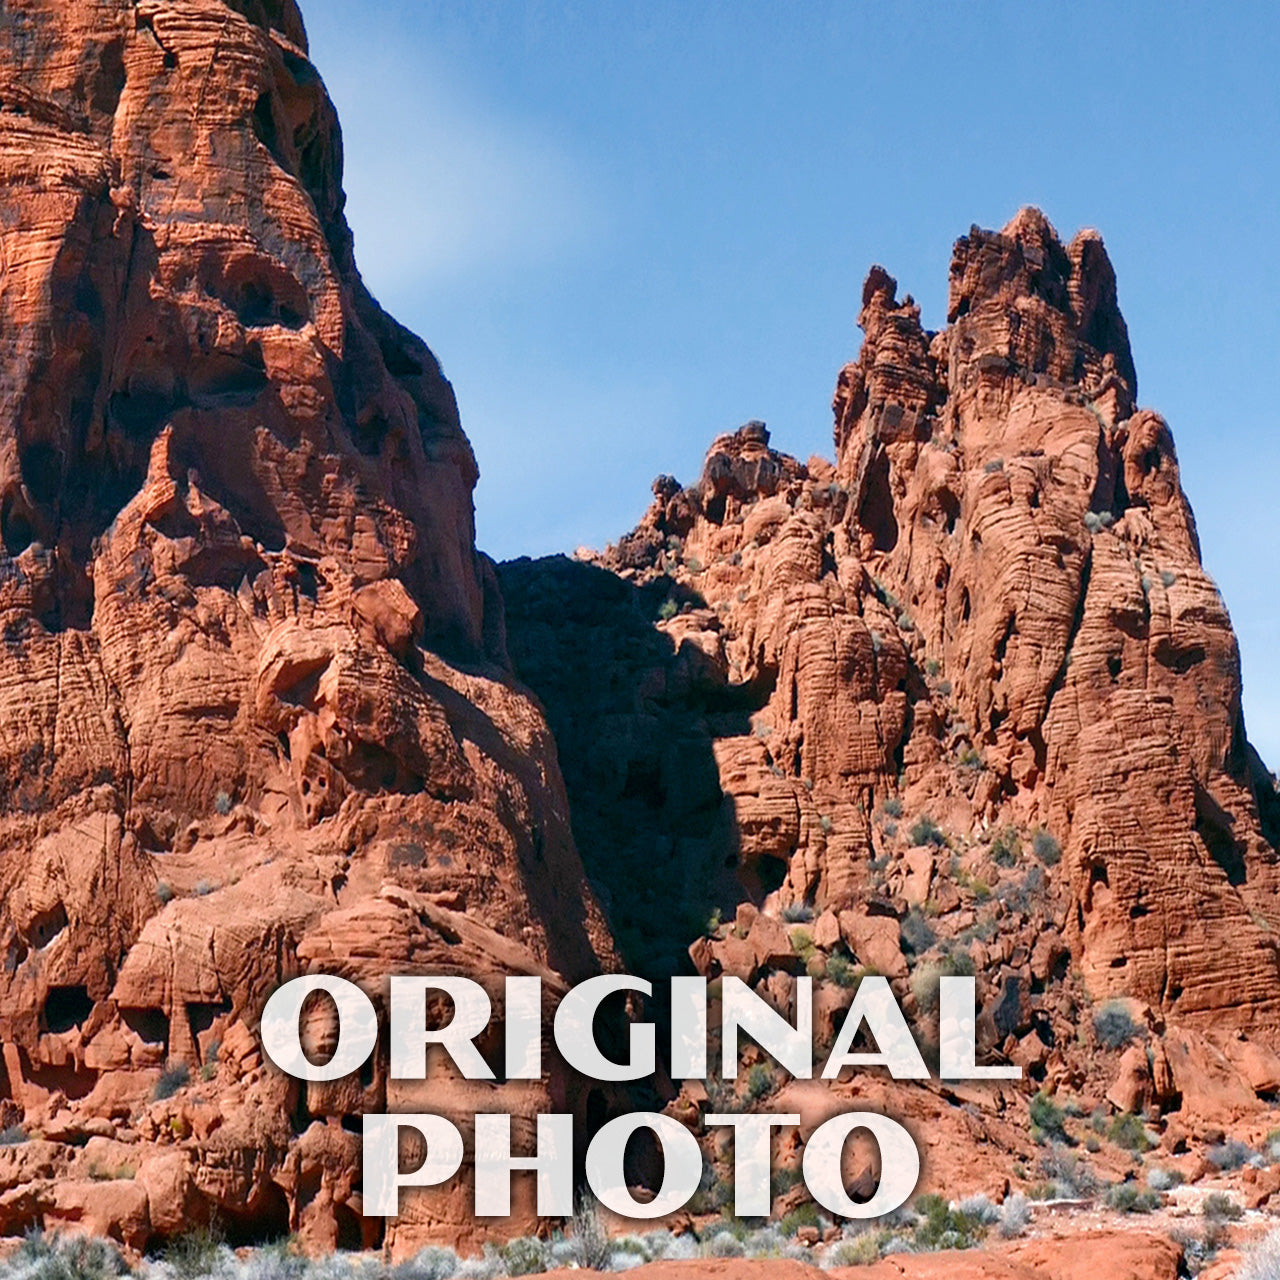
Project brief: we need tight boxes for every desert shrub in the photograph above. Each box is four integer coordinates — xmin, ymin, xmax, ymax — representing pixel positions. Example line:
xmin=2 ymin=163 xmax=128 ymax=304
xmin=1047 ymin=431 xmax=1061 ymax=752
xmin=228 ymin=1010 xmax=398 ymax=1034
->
xmin=153 ymin=1062 xmax=190 ymax=1101
xmin=998 ymin=865 xmax=1046 ymax=912
xmin=648 ymin=1232 xmax=698 ymax=1263
xmin=778 ymin=1202 xmax=823 ymax=1236
xmin=1105 ymin=1182 xmax=1161 ymax=1213
xmin=154 ymin=881 xmax=174 ymax=904
xmin=883 ymin=797 xmax=904 ymax=818
xmin=825 ymin=953 xmax=856 ymax=988
xmin=393 ymin=1247 xmax=460 ymax=1280
xmin=1266 ymin=1129 xmax=1280 ymax=1163
xmin=900 ymin=908 xmax=936 ymax=955
xmin=1146 ymin=1165 xmax=1183 ymax=1192
xmin=240 ymin=1240 xmax=313 ymax=1280
xmin=657 ymin=598 xmax=678 ymax=622
xmin=1203 ymin=1191 xmax=1244 ymax=1221
xmin=882 ymin=821 xmax=898 ymax=838
xmin=569 ymin=1194 xmax=611 ymax=1270
xmin=937 ymin=679 xmax=953 ymax=696
xmin=789 ymin=928 xmax=815 ymax=963
xmin=819 ymin=814 xmax=833 ymax=834
xmin=704 ymin=1232 xmax=744 ymax=1259
xmin=10 ymin=1232 xmax=131 ymax=1280
xmin=1207 ymin=1139 xmax=1253 ymax=1171
xmin=998 ymin=1192 xmax=1031 ymax=1238
xmin=1107 ymin=1111 xmax=1152 ymax=1153
xmin=822 ymin=1235 xmax=883 ymax=1266
xmin=214 ymin=791 xmax=233 ymax=817
xmin=455 ymin=1253 xmax=506 ymax=1280
xmin=957 ymin=746 xmax=982 ymax=771
xmin=1037 ymin=1143 xmax=1098 ymax=1198
xmin=952 ymin=1194 xmax=1000 ymax=1225
xmin=687 ymin=1167 xmax=731 ymax=1216
xmin=910 ymin=951 xmax=974 ymax=1015
xmin=746 ymin=1226 xmax=800 ymax=1261
xmin=781 ymin=903 xmax=813 ymax=923
xmin=984 ymin=458 xmax=1004 ymax=473
xmin=1165 ymin=1224 xmax=1226 ymax=1276
xmin=897 ymin=613 xmax=915 ymax=632
xmin=1029 ymin=1092 xmax=1067 ymax=1141
xmin=1239 ymin=1227 xmax=1280 ymax=1280
xmin=909 ymin=815 xmax=945 ymax=847
xmin=1031 ymin=829 xmax=1061 ymax=865
xmin=924 ymin=659 xmax=941 ymax=678
xmin=1093 ymin=1001 xmax=1139 ymax=1049
xmin=0 ymin=1124 xmax=26 ymax=1146
xmin=910 ymin=1193 xmax=990 ymax=1251
xmin=163 ymin=1226 xmax=225 ymax=1279
xmin=193 ymin=880 xmax=214 ymax=897
xmin=1160 ymin=569 xmax=1177 ymax=588
xmin=746 ymin=1063 xmax=773 ymax=1101
xmin=990 ymin=828 xmax=1022 ymax=867
xmin=500 ymin=1238 xmax=548 ymax=1276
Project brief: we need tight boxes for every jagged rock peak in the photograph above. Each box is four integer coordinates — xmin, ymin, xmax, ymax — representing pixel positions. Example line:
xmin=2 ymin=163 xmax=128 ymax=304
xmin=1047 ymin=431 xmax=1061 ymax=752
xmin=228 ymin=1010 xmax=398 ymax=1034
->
xmin=949 ymin=206 xmax=1137 ymax=394
xmin=835 ymin=208 xmax=1138 ymax=468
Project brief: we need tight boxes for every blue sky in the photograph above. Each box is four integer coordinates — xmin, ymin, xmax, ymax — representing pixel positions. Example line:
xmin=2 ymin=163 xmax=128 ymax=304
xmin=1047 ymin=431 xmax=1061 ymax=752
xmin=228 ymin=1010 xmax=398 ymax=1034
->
xmin=301 ymin=1 xmax=1280 ymax=765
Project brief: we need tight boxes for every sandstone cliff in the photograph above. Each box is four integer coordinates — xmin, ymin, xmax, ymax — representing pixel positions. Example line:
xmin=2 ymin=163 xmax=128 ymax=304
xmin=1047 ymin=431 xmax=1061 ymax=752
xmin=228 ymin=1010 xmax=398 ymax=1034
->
xmin=0 ymin=0 xmax=613 ymax=1254
xmin=501 ymin=209 xmax=1280 ymax=1215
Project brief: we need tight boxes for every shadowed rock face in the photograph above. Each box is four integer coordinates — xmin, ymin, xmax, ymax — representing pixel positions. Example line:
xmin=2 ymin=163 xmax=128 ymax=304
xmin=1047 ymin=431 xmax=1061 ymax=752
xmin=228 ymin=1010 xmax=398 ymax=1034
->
xmin=0 ymin=0 xmax=614 ymax=1254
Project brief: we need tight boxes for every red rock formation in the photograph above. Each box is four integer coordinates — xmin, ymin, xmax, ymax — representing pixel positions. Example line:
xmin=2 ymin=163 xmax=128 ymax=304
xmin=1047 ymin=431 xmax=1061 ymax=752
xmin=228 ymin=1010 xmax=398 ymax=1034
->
xmin=0 ymin=0 xmax=613 ymax=1254
xmin=504 ymin=209 xmax=1280 ymax=1223
xmin=572 ymin=207 xmax=1280 ymax=1028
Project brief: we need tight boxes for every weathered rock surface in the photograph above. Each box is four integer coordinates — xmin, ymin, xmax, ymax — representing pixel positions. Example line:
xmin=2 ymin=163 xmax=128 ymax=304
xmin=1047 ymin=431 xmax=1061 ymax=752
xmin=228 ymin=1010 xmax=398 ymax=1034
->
xmin=0 ymin=0 xmax=613 ymax=1255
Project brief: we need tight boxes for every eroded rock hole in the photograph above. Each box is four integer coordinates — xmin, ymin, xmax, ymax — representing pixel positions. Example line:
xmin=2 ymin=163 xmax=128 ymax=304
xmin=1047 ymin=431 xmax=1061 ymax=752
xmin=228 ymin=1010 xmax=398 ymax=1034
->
xmin=24 ymin=903 xmax=68 ymax=949
xmin=856 ymin=451 xmax=898 ymax=552
xmin=1 ymin=492 xmax=34 ymax=556
xmin=88 ymin=35 xmax=126 ymax=117
xmin=187 ymin=999 xmax=231 ymax=1042
xmin=20 ymin=1051 xmax=97 ymax=1100
xmin=122 ymin=1006 xmax=170 ymax=1048
xmin=20 ymin=442 xmax=62 ymax=506
xmin=334 ymin=1202 xmax=364 ymax=1251
xmin=188 ymin=346 xmax=268 ymax=405
xmin=251 ymin=92 xmax=286 ymax=168
xmin=43 ymin=985 xmax=93 ymax=1033
xmin=220 ymin=1181 xmax=291 ymax=1247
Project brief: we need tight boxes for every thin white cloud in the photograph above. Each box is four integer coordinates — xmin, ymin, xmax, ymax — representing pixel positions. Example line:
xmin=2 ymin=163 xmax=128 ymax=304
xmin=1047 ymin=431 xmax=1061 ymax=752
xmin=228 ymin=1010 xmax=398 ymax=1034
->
xmin=311 ymin=33 xmax=599 ymax=291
